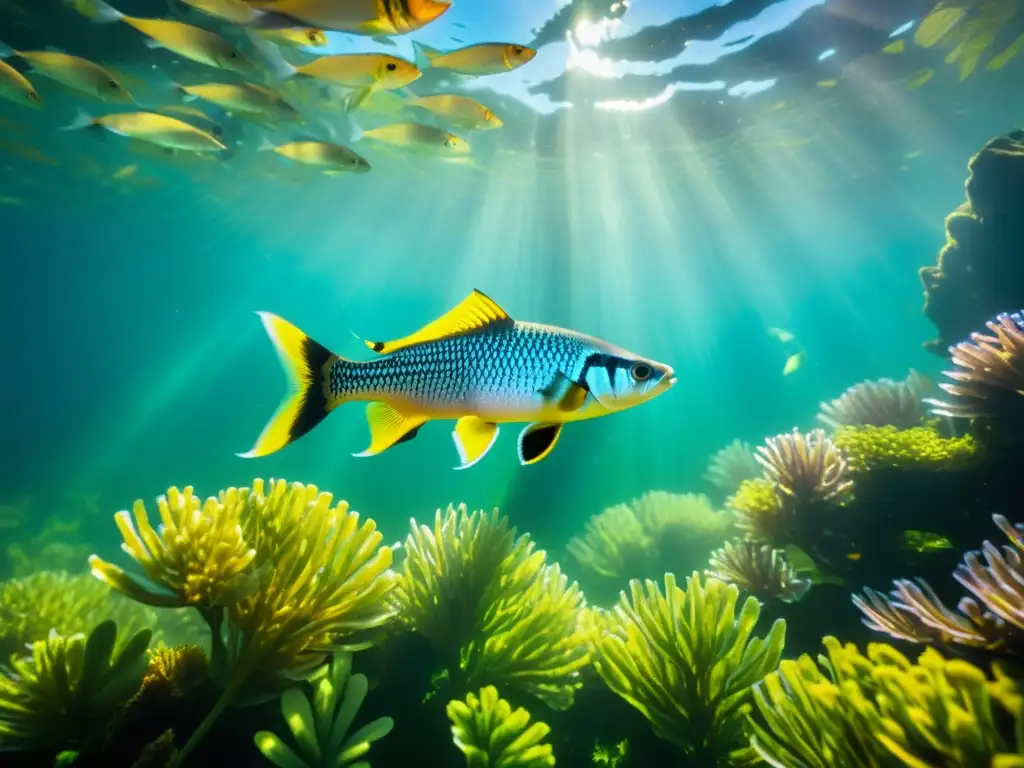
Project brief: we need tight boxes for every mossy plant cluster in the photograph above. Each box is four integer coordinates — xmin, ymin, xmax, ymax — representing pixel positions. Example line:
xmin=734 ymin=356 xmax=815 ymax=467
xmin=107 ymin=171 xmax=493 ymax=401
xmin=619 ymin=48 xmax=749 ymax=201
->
xmin=834 ymin=424 xmax=978 ymax=473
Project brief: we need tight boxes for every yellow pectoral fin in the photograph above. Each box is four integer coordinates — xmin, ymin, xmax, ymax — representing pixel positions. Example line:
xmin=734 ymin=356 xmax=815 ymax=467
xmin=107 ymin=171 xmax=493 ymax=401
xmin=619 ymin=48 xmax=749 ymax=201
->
xmin=452 ymin=416 xmax=499 ymax=470
xmin=518 ymin=422 xmax=563 ymax=465
xmin=353 ymin=402 xmax=427 ymax=457
xmin=538 ymin=372 xmax=588 ymax=412
xmin=364 ymin=289 xmax=512 ymax=355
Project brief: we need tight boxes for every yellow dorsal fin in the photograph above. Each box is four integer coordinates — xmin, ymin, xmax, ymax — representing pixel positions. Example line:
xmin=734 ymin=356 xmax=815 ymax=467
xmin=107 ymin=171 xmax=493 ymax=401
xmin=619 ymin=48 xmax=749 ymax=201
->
xmin=365 ymin=289 xmax=512 ymax=355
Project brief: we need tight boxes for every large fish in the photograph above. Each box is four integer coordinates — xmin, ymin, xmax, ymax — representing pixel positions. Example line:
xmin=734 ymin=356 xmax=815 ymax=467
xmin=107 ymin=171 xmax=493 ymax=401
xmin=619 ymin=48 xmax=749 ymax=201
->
xmin=242 ymin=290 xmax=676 ymax=467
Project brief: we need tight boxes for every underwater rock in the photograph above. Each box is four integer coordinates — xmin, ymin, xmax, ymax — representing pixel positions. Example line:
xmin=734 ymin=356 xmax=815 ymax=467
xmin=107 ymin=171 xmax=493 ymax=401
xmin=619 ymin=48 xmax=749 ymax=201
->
xmin=921 ymin=130 xmax=1024 ymax=355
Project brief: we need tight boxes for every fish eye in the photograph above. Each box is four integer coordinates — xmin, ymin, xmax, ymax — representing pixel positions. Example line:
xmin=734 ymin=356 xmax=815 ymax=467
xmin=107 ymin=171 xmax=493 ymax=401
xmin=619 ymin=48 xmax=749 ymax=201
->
xmin=386 ymin=62 xmax=397 ymax=71
xmin=513 ymin=46 xmax=524 ymax=55
xmin=28 ymin=91 xmax=40 ymax=102
xmin=308 ymin=30 xmax=319 ymax=41
xmin=108 ymin=79 xmax=119 ymax=88
xmin=630 ymin=362 xmax=652 ymax=382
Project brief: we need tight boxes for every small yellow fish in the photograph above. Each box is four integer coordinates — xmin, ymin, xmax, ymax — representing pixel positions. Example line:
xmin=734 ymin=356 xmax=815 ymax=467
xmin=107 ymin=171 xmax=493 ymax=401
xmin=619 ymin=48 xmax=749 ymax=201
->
xmin=63 ymin=110 xmax=226 ymax=152
xmin=178 ymin=82 xmax=301 ymax=122
xmin=407 ymin=93 xmax=502 ymax=130
xmin=914 ymin=5 xmax=967 ymax=48
xmin=414 ymin=42 xmax=536 ymax=75
xmin=287 ymin=53 xmax=419 ymax=110
xmin=112 ymin=163 xmax=138 ymax=179
xmin=0 ymin=59 xmax=41 ymax=109
xmin=902 ymin=530 xmax=954 ymax=552
xmin=903 ymin=150 xmax=922 ymax=160
xmin=907 ymin=68 xmax=935 ymax=90
xmin=79 ymin=0 xmax=262 ymax=78
xmin=845 ymin=552 xmax=861 ymax=561
xmin=181 ymin=0 xmax=263 ymax=24
xmin=261 ymin=139 xmax=370 ymax=172
xmin=255 ymin=27 xmax=327 ymax=48
xmin=237 ymin=0 xmax=450 ymax=35
xmin=241 ymin=290 xmax=675 ymax=466
xmin=817 ymin=79 xmax=837 ymax=88
xmin=0 ymin=43 xmax=132 ymax=103
xmin=0 ymin=138 xmax=57 ymax=165
xmin=882 ymin=39 xmax=904 ymax=54
xmin=157 ymin=104 xmax=225 ymax=137
xmin=782 ymin=350 xmax=804 ymax=376
xmin=987 ymin=32 xmax=1024 ymax=71
xmin=361 ymin=122 xmax=469 ymax=155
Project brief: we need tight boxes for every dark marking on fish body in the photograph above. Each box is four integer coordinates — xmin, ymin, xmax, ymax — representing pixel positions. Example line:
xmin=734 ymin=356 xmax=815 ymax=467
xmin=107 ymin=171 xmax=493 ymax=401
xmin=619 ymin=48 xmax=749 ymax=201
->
xmin=290 ymin=335 xmax=333 ymax=442
xmin=372 ymin=341 xmax=385 ymax=352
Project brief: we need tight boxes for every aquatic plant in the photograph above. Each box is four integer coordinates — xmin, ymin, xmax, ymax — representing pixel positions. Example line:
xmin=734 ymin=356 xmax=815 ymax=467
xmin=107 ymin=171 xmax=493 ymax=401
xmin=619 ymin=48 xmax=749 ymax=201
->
xmin=914 ymin=0 xmax=1023 ymax=81
xmin=853 ymin=513 xmax=1024 ymax=654
xmin=254 ymin=652 xmax=393 ymax=768
xmin=727 ymin=478 xmax=788 ymax=546
xmin=89 ymin=485 xmax=260 ymax=609
xmin=920 ymin=131 xmax=1024 ymax=356
xmin=705 ymin=539 xmax=810 ymax=603
xmin=926 ymin=310 xmax=1024 ymax=418
xmin=393 ymin=504 xmax=588 ymax=710
xmin=834 ymin=424 xmax=977 ymax=472
xmin=748 ymin=636 xmax=1024 ymax=766
xmin=817 ymin=370 xmax=929 ymax=431
xmin=590 ymin=572 xmax=785 ymax=763
xmin=703 ymin=439 xmax=762 ymax=494
xmin=566 ymin=492 xmax=732 ymax=585
xmin=143 ymin=644 xmax=210 ymax=696
xmin=0 ymin=570 xmax=156 ymax=658
xmin=447 ymin=685 xmax=555 ymax=768
xmin=92 ymin=479 xmax=397 ymax=766
xmin=0 ymin=620 xmax=151 ymax=751
xmin=755 ymin=428 xmax=853 ymax=508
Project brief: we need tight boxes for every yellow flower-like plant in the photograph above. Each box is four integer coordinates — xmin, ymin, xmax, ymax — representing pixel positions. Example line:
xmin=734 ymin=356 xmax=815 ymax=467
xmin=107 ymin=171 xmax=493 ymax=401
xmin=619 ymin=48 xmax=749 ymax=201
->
xmin=565 ymin=503 xmax=652 ymax=580
xmin=254 ymin=652 xmax=393 ymax=768
xmin=728 ymin=478 xmax=787 ymax=546
xmin=447 ymin=686 xmax=555 ymax=768
xmin=749 ymin=636 xmax=1024 ymax=767
xmin=393 ymin=504 xmax=588 ymax=710
xmin=834 ymin=424 xmax=977 ymax=473
xmin=0 ymin=620 xmax=151 ymax=751
xmin=591 ymin=572 xmax=785 ymax=763
xmin=89 ymin=485 xmax=259 ymax=609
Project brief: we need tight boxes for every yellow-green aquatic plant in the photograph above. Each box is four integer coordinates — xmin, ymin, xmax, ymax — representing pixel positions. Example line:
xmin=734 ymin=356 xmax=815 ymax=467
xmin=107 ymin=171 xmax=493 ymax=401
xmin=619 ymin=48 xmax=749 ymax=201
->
xmin=89 ymin=485 xmax=260 ymax=609
xmin=706 ymin=539 xmax=810 ymax=603
xmin=143 ymin=644 xmax=210 ymax=695
xmin=0 ymin=571 xmax=156 ymax=658
xmin=567 ymin=492 xmax=732 ymax=585
xmin=447 ymin=685 xmax=555 ymax=768
xmin=255 ymin=652 xmax=393 ymax=768
xmin=92 ymin=479 xmax=397 ymax=767
xmin=728 ymin=478 xmax=788 ymax=546
xmin=834 ymin=424 xmax=977 ymax=472
xmin=748 ymin=636 xmax=1024 ymax=767
xmin=0 ymin=620 xmax=151 ymax=750
xmin=590 ymin=572 xmax=785 ymax=764
xmin=393 ymin=504 xmax=589 ymax=710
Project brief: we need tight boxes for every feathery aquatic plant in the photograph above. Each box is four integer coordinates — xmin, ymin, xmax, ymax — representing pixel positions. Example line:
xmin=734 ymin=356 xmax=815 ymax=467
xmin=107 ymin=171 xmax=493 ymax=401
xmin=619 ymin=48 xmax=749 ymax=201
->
xmin=89 ymin=485 xmax=260 ymax=609
xmin=927 ymin=310 xmax=1024 ymax=418
xmin=447 ymin=685 xmax=555 ymax=768
xmin=834 ymin=424 xmax=977 ymax=472
xmin=393 ymin=504 xmax=588 ymax=710
xmin=853 ymin=513 xmax=1024 ymax=654
xmin=143 ymin=644 xmax=210 ymax=696
xmin=817 ymin=370 xmax=930 ymax=431
xmin=705 ymin=539 xmax=810 ymax=604
xmin=0 ymin=620 xmax=151 ymax=751
xmin=703 ymin=440 xmax=763 ymax=495
xmin=0 ymin=571 xmax=156 ymax=658
xmin=749 ymin=636 xmax=1024 ymax=766
xmin=254 ymin=652 xmax=393 ymax=768
xmin=756 ymin=428 xmax=853 ymax=507
xmin=566 ymin=492 xmax=732 ymax=585
xmin=590 ymin=572 xmax=785 ymax=763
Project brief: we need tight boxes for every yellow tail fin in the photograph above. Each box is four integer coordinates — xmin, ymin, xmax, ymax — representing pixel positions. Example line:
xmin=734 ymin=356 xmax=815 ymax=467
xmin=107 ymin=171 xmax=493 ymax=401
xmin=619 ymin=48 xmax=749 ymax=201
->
xmin=238 ymin=312 xmax=340 ymax=458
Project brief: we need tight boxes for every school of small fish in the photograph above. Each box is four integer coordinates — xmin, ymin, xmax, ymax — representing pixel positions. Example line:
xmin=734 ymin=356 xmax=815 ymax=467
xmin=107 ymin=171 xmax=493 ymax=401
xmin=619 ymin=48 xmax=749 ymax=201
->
xmin=0 ymin=0 xmax=538 ymax=181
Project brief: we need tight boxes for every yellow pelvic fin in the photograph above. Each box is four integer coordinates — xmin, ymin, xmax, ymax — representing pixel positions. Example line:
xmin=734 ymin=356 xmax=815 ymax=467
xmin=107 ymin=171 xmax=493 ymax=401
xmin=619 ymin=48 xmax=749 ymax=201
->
xmin=239 ymin=312 xmax=338 ymax=459
xmin=354 ymin=402 xmax=427 ymax=457
xmin=517 ymin=422 xmax=563 ymax=466
xmin=452 ymin=416 xmax=499 ymax=470
xmin=538 ymin=372 xmax=588 ymax=412
xmin=364 ymin=289 xmax=512 ymax=355
xmin=346 ymin=85 xmax=374 ymax=113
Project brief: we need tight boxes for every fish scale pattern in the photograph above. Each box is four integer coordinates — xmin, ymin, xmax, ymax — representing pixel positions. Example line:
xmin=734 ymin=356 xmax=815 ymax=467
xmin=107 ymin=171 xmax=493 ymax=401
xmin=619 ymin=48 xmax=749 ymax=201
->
xmin=328 ymin=323 xmax=588 ymax=407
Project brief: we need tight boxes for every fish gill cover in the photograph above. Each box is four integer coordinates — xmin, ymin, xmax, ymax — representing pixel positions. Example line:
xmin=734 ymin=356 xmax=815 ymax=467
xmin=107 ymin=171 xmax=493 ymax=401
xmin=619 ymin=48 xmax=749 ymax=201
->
xmin=1 ymin=0 xmax=1024 ymax=764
